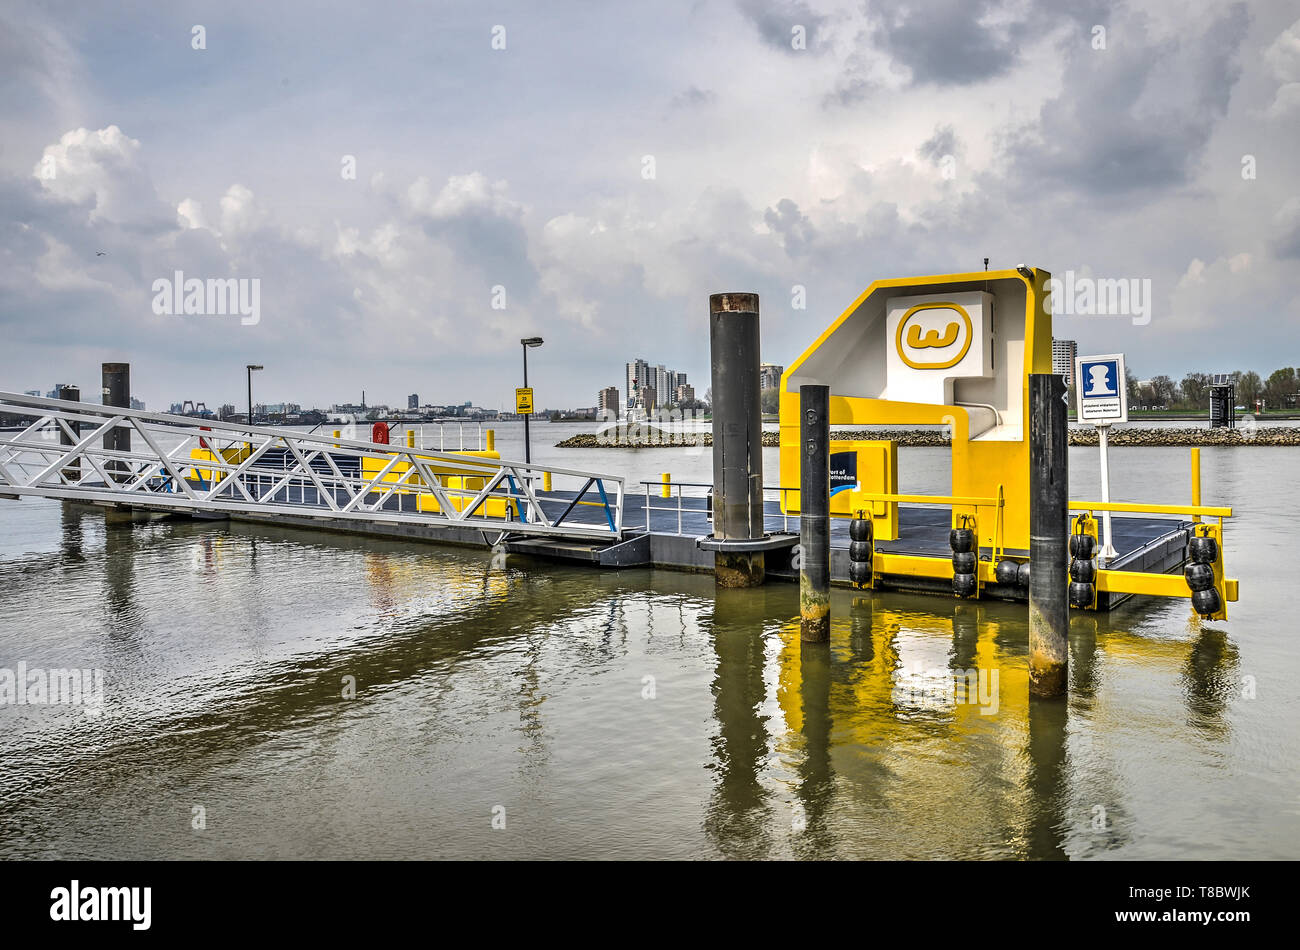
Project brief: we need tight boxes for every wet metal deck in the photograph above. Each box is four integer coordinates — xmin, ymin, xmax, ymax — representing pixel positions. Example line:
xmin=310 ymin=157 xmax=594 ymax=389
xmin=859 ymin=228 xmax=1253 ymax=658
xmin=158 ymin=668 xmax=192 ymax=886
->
xmin=517 ymin=491 xmax=1191 ymax=608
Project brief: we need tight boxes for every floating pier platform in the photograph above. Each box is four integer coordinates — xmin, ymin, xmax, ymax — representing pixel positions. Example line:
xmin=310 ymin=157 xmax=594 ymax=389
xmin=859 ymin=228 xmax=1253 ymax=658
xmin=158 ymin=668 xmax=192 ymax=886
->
xmin=504 ymin=487 xmax=1193 ymax=609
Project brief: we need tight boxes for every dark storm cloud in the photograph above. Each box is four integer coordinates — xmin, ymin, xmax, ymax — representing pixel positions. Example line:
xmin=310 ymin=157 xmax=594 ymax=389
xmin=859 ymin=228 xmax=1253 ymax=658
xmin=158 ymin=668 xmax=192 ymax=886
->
xmin=763 ymin=198 xmax=817 ymax=257
xmin=1005 ymin=4 xmax=1251 ymax=197
xmin=0 ymin=187 xmax=149 ymax=348
xmin=845 ymin=0 xmax=1115 ymax=90
xmin=0 ymin=8 xmax=75 ymax=121
xmin=918 ymin=124 xmax=960 ymax=163
xmin=420 ymin=213 xmax=540 ymax=301
xmin=736 ymin=0 xmax=827 ymax=53
xmin=822 ymin=44 xmax=875 ymax=107
xmin=0 ymin=176 xmax=83 ymax=254
xmin=1274 ymin=203 xmax=1300 ymax=259
xmin=670 ymin=86 xmax=716 ymax=109
xmin=866 ymin=0 xmax=1032 ymax=85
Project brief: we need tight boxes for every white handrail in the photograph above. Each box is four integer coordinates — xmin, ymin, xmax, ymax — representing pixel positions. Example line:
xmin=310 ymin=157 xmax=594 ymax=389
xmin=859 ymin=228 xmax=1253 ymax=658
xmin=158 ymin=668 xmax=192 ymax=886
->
xmin=0 ymin=392 xmax=624 ymax=541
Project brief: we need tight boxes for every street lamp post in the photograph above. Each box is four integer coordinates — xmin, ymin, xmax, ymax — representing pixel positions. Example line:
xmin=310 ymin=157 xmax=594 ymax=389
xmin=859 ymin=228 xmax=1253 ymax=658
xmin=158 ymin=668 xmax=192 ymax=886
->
xmin=520 ymin=337 xmax=543 ymax=464
xmin=246 ymin=364 xmax=263 ymax=425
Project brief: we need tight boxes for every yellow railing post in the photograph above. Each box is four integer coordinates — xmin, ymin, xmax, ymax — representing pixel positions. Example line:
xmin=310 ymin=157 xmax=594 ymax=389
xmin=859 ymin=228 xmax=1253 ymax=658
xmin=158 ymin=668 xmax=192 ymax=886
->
xmin=1068 ymin=500 xmax=1231 ymax=518
xmin=406 ymin=429 xmax=415 ymax=448
xmin=485 ymin=429 xmax=495 ymax=452
xmin=996 ymin=483 xmax=1005 ymax=561
xmin=1191 ymin=447 xmax=1202 ymax=523
xmin=662 ymin=472 xmax=671 ymax=498
xmin=543 ymin=470 xmax=552 ymax=492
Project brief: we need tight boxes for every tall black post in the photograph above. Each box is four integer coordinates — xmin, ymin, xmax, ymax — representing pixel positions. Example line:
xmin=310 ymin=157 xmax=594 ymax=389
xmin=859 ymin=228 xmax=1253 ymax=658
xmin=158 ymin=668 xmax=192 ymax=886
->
xmin=57 ymin=385 xmax=80 ymax=483
xmin=709 ymin=293 xmax=765 ymax=587
xmin=522 ymin=343 xmax=531 ymax=465
xmin=1029 ymin=373 xmax=1069 ymax=697
xmin=102 ymin=363 xmax=130 ymax=483
xmin=799 ymin=385 xmax=830 ymax=642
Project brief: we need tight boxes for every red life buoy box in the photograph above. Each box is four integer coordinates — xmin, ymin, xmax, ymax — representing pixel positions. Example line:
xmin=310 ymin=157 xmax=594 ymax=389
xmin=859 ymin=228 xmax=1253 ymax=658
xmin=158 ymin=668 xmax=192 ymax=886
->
xmin=371 ymin=422 xmax=390 ymax=444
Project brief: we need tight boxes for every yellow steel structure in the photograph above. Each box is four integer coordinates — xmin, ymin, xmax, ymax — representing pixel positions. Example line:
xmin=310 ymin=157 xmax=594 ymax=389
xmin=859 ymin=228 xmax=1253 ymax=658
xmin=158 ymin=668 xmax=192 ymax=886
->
xmin=1068 ymin=499 xmax=1236 ymax=617
xmin=189 ymin=442 xmax=251 ymax=485
xmin=1071 ymin=512 xmax=1101 ymax=610
xmin=1191 ymin=447 xmax=1202 ymax=523
xmin=360 ymin=448 xmax=507 ymax=517
xmin=778 ymin=269 xmax=1239 ymax=617
xmin=832 ymin=440 xmax=899 ymax=538
xmin=199 ymin=443 xmax=509 ymax=513
xmin=779 ymin=268 xmax=1051 ymax=550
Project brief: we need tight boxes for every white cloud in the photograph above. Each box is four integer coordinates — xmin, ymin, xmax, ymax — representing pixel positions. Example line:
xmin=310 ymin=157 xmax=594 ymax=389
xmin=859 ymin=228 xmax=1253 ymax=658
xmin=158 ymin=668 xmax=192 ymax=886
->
xmin=218 ymin=184 xmax=264 ymax=236
xmin=32 ymin=125 xmax=165 ymax=226
xmin=177 ymin=198 xmax=207 ymax=230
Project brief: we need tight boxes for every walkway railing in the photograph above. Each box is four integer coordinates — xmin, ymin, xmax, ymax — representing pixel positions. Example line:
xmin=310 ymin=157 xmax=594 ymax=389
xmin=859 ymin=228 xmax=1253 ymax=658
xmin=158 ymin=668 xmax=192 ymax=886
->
xmin=638 ymin=480 xmax=807 ymax=536
xmin=637 ymin=481 xmax=1007 ymax=537
xmin=0 ymin=392 xmax=624 ymax=541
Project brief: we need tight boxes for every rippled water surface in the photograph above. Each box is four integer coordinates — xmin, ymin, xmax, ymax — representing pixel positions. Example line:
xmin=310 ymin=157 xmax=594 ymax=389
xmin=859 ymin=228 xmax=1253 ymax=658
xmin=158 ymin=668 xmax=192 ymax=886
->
xmin=0 ymin=426 xmax=1295 ymax=859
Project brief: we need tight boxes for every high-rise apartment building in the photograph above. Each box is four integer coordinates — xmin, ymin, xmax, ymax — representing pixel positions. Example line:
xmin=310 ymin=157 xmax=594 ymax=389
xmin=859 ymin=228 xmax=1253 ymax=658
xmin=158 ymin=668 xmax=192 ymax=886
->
xmin=626 ymin=359 xmax=690 ymax=408
xmin=1052 ymin=340 xmax=1078 ymax=388
xmin=655 ymin=364 xmax=670 ymax=408
xmin=625 ymin=359 xmax=652 ymax=408
xmin=759 ymin=363 xmax=784 ymax=391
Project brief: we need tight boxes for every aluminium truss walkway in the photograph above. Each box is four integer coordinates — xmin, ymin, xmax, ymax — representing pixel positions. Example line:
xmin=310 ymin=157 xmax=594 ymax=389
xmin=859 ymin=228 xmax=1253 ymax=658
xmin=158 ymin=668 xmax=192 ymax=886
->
xmin=0 ymin=392 xmax=625 ymax=542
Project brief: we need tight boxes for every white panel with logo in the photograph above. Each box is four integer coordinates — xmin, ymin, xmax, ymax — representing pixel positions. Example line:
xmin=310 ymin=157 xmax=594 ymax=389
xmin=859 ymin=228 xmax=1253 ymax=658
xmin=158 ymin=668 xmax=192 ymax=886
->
xmin=885 ymin=291 xmax=994 ymax=412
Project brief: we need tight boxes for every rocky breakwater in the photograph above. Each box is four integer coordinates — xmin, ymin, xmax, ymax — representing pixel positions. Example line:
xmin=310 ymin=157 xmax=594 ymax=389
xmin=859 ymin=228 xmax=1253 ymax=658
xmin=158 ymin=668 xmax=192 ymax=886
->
xmin=556 ymin=427 xmax=1300 ymax=448
xmin=1067 ymin=426 xmax=1300 ymax=446
xmin=556 ymin=429 xmax=952 ymax=448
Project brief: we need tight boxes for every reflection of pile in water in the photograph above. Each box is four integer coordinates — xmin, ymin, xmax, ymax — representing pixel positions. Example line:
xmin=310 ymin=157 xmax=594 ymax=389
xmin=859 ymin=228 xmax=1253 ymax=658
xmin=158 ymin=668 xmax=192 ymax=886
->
xmin=557 ymin=426 xmax=1300 ymax=448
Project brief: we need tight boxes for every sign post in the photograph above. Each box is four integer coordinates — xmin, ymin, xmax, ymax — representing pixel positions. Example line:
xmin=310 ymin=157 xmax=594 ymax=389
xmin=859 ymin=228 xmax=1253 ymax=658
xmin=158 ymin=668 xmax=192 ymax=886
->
xmin=516 ymin=385 xmax=535 ymax=467
xmin=1075 ymin=353 xmax=1128 ymax=562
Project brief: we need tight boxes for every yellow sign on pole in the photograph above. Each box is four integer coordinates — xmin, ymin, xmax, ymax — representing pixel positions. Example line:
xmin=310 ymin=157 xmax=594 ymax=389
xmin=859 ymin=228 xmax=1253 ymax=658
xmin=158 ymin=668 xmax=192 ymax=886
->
xmin=515 ymin=387 xmax=534 ymax=415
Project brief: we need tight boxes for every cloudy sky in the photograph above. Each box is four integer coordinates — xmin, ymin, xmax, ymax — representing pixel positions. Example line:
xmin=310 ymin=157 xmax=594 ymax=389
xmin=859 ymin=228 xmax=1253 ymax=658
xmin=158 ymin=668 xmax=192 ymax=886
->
xmin=1 ymin=0 xmax=1297 ymax=411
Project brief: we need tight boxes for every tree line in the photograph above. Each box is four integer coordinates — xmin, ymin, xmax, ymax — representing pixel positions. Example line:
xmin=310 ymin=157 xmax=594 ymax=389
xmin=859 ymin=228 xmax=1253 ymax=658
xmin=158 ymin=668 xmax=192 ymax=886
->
xmin=758 ymin=366 xmax=1300 ymax=415
xmin=1119 ymin=367 xmax=1299 ymax=410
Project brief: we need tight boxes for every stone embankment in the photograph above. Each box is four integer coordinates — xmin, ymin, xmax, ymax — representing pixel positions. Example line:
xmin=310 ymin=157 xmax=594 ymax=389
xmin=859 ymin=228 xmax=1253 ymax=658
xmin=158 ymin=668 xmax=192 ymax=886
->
xmin=556 ymin=427 xmax=1300 ymax=448
xmin=1067 ymin=427 xmax=1300 ymax=446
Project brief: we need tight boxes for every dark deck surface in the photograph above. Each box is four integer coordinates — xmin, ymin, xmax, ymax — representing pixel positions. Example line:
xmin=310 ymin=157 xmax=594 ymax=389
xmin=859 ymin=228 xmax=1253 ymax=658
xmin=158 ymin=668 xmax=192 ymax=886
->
xmin=566 ymin=491 xmax=1189 ymax=566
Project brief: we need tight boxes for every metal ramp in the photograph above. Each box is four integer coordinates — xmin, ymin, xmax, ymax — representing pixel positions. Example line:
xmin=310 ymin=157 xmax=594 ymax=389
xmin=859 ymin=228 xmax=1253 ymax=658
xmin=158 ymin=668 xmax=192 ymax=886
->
xmin=0 ymin=392 xmax=625 ymax=542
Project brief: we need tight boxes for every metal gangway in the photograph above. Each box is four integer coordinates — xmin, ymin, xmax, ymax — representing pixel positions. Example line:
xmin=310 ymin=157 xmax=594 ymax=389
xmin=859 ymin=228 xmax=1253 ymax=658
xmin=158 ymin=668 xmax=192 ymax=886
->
xmin=0 ymin=392 xmax=625 ymax=542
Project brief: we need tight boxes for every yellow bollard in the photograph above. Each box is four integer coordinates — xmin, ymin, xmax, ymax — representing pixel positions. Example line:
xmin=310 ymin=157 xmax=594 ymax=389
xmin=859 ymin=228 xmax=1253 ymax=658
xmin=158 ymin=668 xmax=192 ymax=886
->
xmin=662 ymin=472 xmax=671 ymax=498
xmin=1191 ymin=447 xmax=1202 ymax=523
xmin=543 ymin=471 xmax=552 ymax=492
xmin=486 ymin=429 xmax=495 ymax=452
xmin=333 ymin=429 xmax=341 ymax=448
xmin=406 ymin=429 xmax=415 ymax=448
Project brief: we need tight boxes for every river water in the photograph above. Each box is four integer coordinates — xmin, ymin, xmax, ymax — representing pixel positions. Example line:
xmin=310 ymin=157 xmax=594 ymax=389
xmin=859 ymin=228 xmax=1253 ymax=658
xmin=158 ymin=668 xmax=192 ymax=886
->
xmin=0 ymin=421 xmax=1295 ymax=859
